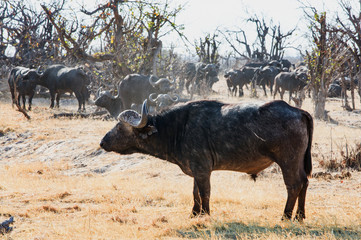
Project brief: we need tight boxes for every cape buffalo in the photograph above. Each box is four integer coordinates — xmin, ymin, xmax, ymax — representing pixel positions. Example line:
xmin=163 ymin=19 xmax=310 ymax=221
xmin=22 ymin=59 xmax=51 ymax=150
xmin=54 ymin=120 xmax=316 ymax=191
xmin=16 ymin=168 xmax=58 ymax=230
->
xmin=253 ymin=65 xmax=281 ymax=96
xmin=148 ymin=93 xmax=180 ymax=112
xmin=118 ymin=74 xmax=175 ymax=110
xmin=273 ymin=71 xmax=308 ymax=102
xmin=224 ymin=69 xmax=249 ymax=97
xmin=94 ymin=87 xmax=123 ymax=118
xmin=100 ymin=99 xmax=313 ymax=221
xmin=94 ymin=74 xmax=174 ymax=117
xmin=8 ymin=66 xmax=41 ymax=110
xmin=180 ymin=62 xmax=219 ymax=98
xmin=34 ymin=64 xmax=90 ymax=111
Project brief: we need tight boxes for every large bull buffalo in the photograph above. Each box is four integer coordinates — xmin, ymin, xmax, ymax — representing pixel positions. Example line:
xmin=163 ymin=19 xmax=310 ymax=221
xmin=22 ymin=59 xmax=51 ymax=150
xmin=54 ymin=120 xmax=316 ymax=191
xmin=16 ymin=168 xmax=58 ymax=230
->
xmin=100 ymin=99 xmax=313 ymax=221
xmin=34 ymin=64 xmax=90 ymax=111
xmin=8 ymin=66 xmax=41 ymax=110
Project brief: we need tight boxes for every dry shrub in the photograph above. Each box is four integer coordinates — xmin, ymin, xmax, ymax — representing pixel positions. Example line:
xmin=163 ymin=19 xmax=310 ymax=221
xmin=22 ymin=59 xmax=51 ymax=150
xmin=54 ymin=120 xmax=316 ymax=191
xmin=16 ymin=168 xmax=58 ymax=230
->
xmin=320 ymin=142 xmax=361 ymax=171
xmin=341 ymin=142 xmax=361 ymax=170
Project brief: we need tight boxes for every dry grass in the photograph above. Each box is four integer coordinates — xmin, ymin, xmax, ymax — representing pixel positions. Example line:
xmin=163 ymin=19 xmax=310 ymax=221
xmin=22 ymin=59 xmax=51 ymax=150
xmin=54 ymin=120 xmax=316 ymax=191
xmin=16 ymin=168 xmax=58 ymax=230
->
xmin=1 ymin=85 xmax=361 ymax=239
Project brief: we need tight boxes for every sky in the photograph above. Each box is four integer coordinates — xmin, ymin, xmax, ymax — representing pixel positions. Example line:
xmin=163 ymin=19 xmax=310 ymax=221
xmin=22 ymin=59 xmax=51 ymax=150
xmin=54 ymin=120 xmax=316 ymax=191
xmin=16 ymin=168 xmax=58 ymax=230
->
xmin=161 ymin=0 xmax=342 ymax=57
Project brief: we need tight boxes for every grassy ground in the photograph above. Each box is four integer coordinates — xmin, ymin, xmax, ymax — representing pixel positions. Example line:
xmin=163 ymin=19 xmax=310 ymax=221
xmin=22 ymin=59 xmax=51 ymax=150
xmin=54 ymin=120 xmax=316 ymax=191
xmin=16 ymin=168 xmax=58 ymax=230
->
xmin=1 ymin=83 xmax=361 ymax=239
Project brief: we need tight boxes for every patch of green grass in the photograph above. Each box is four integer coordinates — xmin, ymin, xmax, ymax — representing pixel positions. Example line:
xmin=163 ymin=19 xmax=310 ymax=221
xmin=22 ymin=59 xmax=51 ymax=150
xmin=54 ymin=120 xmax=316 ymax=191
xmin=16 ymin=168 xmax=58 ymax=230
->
xmin=176 ymin=221 xmax=361 ymax=239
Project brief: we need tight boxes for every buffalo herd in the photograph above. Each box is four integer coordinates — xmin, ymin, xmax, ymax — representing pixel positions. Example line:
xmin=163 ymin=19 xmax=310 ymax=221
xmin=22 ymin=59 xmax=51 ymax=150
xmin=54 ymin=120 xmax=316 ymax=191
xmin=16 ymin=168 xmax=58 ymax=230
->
xmin=8 ymin=60 xmax=358 ymax=116
xmin=8 ymin=64 xmax=90 ymax=112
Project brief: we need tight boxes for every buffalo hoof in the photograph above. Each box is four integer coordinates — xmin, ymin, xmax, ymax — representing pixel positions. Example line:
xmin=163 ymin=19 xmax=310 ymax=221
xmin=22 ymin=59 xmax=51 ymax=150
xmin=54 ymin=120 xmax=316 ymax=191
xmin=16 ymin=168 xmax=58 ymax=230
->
xmin=191 ymin=209 xmax=210 ymax=218
xmin=281 ymin=213 xmax=292 ymax=221
xmin=294 ymin=212 xmax=305 ymax=223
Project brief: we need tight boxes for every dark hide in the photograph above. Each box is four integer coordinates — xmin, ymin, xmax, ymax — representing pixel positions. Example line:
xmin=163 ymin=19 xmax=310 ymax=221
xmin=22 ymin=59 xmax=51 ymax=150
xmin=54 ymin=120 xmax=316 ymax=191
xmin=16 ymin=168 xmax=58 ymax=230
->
xmin=273 ymin=71 xmax=308 ymax=103
xmin=94 ymin=94 xmax=124 ymax=118
xmin=148 ymin=93 xmax=180 ymax=112
xmin=119 ymin=74 xmax=175 ymax=110
xmin=182 ymin=63 xmax=219 ymax=97
xmin=8 ymin=66 xmax=41 ymax=110
xmin=35 ymin=64 xmax=90 ymax=111
xmin=100 ymin=100 xmax=313 ymax=221
xmin=224 ymin=69 xmax=249 ymax=97
xmin=327 ymin=83 xmax=342 ymax=98
xmin=253 ymin=66 xmax=281 ymax=96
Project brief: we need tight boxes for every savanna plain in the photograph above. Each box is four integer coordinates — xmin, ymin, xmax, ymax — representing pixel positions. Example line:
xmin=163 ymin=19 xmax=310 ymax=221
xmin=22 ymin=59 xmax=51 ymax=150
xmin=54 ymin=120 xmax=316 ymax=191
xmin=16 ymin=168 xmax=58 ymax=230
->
xmin=0 ymin=81 xmax=361 ymax=239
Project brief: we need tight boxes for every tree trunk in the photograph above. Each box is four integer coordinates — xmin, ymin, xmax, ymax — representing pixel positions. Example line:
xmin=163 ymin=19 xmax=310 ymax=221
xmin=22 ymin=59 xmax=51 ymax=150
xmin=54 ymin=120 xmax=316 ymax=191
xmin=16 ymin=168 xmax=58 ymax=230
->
xmin=314 ymin=90 xmax=327 ymax=120
xmin=151 ymin=40 xmax=162 ymax=75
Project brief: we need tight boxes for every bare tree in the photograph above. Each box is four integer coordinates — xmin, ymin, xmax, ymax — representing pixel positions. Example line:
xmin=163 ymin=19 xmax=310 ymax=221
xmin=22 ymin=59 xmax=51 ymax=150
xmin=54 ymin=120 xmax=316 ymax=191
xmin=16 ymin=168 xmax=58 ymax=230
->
xmin=0 ymin=0 xmax=60 ymax=65
xmin=335 ymin=0 xmax=361 ymax=104
xmin=195 ymin=32 xmax=220 ymax=64
xmin=220 ymin=15 xmax=296 ymax=63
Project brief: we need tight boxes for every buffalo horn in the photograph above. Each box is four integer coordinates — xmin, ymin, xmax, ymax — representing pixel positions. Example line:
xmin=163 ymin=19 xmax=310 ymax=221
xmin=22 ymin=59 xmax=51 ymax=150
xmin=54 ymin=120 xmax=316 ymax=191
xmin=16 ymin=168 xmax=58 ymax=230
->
xmin=149 ymin=75 xmax=174 ymax=86
xmin=148 ymin=93 xmax=159 ymax=103
xmin=115 ymin=83 xmax=121 ymax=99
xmin=149 ymin=75 xmax=159 ymax=87
xmin=170 ymin=94 xmax=179 ymax=102
xmin=96 ymin=87 xmax=102 ymax=98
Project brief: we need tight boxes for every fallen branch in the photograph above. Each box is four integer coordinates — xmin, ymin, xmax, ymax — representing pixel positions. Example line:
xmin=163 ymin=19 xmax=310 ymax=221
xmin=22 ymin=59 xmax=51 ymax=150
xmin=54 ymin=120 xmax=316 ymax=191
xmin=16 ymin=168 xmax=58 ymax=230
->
xmin=52 ymin=110 xmax=108 ymax=119
xmin=13 ymin=77 xmax=31 ymax=120
xmin=15 ymin=103 xmax=31 ymax=119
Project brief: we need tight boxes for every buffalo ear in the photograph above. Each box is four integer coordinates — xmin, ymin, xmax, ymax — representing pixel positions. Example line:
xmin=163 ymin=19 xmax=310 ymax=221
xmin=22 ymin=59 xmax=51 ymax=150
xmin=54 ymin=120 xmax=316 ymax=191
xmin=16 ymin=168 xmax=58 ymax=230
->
xmin=118 ymin=110 xmax=141 ymax=125
xmin=118 ymin=100 xmax=148 ymax=128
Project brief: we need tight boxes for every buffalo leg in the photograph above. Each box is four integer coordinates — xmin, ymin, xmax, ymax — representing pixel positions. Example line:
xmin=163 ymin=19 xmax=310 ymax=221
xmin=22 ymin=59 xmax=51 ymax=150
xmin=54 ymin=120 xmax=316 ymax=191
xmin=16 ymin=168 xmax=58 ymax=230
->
xmin=21 ymin=95 xmax=26 ymax=109
xmin=192 ymin=174 xmax=211 ymax=216
xmin=295 ymin=178 xmax=309 ymax=221
xmin=10 ymin=87 xmax=15 ymax=106
xmin=55 ymin=93 xmax=60 ymax=108
xmin=50 ymin=91 xmax=55 ymax=108
xmin=74 ymin=92 xmax=83 ymax=112
xmin=28 ymin=92 xmax=34 ymax=110
xmin=273 ymin=86 xmax=278 ymax=99
xmin=192 ymin=181 xmax=201 ymax=216
xmin=262 ymin=84 xmax=267 ymax=96
xmin=280 ymin=90 xmax=285 ymax=100
xmin=238 ymin=86 xmax=244 ymax=97
xmin=280 ymin=166 xmax=305 ymax=220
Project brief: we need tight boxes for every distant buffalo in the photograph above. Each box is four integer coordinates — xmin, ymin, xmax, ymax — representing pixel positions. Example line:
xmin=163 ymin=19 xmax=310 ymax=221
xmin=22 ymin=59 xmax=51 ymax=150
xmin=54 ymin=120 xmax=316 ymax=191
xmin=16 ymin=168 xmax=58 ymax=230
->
xmin=8 ymin=66 xmax=41 ymax=110
xmin=34 ymin=64 xmax=90 ymax=111
xmin=94 ymin=86 xmax=123 ymax=118
xmin=118 ymin=74 xmax=175 ymax=110
xmin=148 ymin=93 xmax=180 ymax=112
xmin=180 ymin=62 xmax=219 ymax=97
xmin=327 ymin=83 xmax=342 ymax=98
xmin=253 ymin=65 xmax=281 ymax=96
xmin=101 ymin=99 xmax=313 ymax=221
xmin=94 ymin=74 xmax=175 ymax=117
xmin=273 ymin=71 xmax=308 ymax=102
xmin=224 ymin=69 xmax=250 ymax=97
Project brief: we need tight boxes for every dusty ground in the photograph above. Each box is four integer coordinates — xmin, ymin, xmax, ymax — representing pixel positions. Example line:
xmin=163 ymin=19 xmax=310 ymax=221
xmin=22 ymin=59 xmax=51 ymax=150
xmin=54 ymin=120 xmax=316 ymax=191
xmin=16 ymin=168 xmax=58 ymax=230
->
xmin=0 ymin=80 xmax=361 ymax=239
